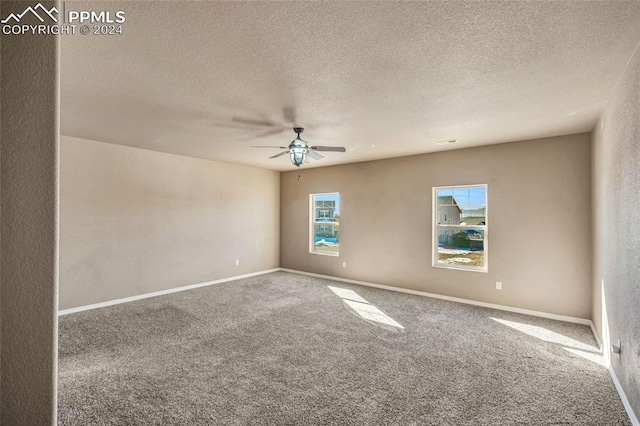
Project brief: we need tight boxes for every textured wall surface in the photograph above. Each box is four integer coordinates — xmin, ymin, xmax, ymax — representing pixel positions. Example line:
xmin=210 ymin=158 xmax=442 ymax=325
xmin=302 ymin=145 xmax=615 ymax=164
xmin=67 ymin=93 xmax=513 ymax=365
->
xmin=59 ymin=137 xmax=280 ymax=310
xmin=592 ymin=42 xmax=640 ymax=420
xmin=1 ymin=16 xmax=2 ymax=421
xmin=0 ymin=1 xmax=59 ymax=423
xmin=281 ymin=134 xmax=592 ymax=319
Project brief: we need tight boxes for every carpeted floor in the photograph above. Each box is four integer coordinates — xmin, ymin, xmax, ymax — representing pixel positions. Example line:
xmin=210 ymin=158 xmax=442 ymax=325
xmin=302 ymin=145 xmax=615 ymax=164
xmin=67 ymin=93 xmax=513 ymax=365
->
xmin=58 ymin=271 xmax=631 ymax=425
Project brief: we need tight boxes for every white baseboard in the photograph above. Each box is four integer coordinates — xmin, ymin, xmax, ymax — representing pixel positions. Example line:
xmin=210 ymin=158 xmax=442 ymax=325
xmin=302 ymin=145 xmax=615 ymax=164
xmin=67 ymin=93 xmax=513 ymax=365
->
xmin=279 ymin=268 xmax=592 ymax=325
xmin=609 ymin=365 xmax=640 ymax=426
xmin=58 ymin=268 xmax=280 ymax=316
xmin=59 ymin=266 xmax=592 ymax=324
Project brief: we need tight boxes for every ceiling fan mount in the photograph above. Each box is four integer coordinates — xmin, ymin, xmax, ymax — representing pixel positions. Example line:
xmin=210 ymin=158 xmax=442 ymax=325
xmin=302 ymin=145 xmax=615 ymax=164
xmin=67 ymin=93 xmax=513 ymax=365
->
xmin=252 ymin=127 xmax=346 ymax=167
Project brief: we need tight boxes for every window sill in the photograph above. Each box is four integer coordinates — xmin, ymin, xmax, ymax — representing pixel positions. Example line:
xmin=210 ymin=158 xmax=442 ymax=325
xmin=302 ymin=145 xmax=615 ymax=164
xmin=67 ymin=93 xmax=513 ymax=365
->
xmin=433 ymin=264 xmax=488 ymax=273
xmin=310 ymin=251 xmax=340 ymax=257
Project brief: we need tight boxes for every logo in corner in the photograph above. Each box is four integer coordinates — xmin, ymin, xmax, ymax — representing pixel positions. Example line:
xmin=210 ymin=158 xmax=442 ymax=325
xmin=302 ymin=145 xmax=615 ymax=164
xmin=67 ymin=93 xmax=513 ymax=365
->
xmin=1 ymin=3 xmax=59 ymax=24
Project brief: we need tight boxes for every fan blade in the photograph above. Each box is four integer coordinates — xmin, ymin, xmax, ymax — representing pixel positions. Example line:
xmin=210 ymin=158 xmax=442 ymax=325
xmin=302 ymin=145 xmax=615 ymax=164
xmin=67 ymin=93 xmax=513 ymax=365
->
xmin=311 ymin=146 xmax=346 ymax=152
xmin=269 ymin=151 xmax=289 ymax=159
xmin=212 ymin=122 xmax=257 ymax=130
xmin=256 ymin=128 xmax=287 ymax=138
xmin=307 ymin=150 xmax=324 ymax=160
xmin=251 ymin=145 xmax=288 ymax=149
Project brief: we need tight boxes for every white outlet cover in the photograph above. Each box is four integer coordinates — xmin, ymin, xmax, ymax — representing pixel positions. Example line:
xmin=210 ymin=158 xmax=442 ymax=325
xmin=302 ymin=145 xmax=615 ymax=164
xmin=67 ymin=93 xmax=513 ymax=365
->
xmin=496 ymin=282 xmax=502 ymax=290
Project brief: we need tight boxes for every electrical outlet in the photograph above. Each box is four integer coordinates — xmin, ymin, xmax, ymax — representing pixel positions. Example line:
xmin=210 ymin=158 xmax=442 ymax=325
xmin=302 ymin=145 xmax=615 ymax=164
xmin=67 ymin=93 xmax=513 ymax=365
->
xmin=611 ymin=340 xmax=621 ymax=360
xmin=342 ymin=262 xmax=347 ymax=268
xmin=235 ymin=259 xmax=239 ymax=266
xmin=496 ymin=282 xmax=502 ymax=290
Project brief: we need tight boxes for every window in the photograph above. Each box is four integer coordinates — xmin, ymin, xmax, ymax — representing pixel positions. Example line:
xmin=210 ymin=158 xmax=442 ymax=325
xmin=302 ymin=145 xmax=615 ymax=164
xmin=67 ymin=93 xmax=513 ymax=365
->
xmin=433 ymin=185 xmax=487 ymax=271
xmin=310 ymin=193 xmax=340 ymax=256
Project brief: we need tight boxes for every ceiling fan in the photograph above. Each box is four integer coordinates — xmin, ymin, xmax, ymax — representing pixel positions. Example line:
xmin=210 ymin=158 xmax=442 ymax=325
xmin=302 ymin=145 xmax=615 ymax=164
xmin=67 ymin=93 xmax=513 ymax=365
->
xmin=252 ymin=127 xmax=346 ymax=167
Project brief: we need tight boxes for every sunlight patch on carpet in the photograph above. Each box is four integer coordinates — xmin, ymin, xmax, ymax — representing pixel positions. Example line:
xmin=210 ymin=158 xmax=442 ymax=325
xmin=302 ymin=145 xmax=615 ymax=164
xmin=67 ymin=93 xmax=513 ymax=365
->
xmin=329 ymin=286 xmax=404 ymax=329
xmin=328 ymin=286 xmax=369 ymax=303
xmin=490 ymin=317 xmax=604 ymax=366
xmin=562 ymin=347 xmax=606 ymax=367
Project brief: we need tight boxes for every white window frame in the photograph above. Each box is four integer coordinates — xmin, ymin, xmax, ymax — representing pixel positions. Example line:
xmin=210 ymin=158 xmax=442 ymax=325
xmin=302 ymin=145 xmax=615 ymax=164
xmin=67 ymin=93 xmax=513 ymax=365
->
xmin=432 ymin=184 xmax=488 ymax=272
xmin=310 ymin=192 xmax=340 ymax=256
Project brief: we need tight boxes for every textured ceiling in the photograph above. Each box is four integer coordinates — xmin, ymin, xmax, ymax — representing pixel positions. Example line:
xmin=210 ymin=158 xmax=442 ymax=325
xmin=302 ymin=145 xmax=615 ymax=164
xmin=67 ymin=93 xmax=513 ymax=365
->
xmin=61 ymin=1 xmax=640 ymax=171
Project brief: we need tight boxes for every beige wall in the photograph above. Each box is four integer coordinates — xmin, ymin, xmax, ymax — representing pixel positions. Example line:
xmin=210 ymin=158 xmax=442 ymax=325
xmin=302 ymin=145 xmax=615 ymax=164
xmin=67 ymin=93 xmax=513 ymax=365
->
xmin=281 ymin=133 xmax=592 ymax=319
xmin=592 ymin=42 xmax=640 ymax=420
xmin=1 ymin=1 xmax=59 ymax=423
xmin=59 ymin=136 xmax=280 ymax=310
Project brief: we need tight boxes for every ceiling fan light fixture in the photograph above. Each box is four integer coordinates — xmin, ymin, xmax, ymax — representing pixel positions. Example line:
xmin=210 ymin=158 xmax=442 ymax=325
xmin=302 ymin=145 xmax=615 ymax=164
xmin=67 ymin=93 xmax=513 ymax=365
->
xmin=290 ymin=146 xmax=307 ymax=167
xmin=252 ymin=126 xmax=346 ymax=167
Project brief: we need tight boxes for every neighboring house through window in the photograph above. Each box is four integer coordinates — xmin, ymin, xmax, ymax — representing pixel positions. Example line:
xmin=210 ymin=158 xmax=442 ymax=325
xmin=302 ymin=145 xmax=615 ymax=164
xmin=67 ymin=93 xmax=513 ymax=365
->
xmin=433 ymin=185 xmax=487 ymax=271
xmin=310 ymin=193 xmax=340 ymax=256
